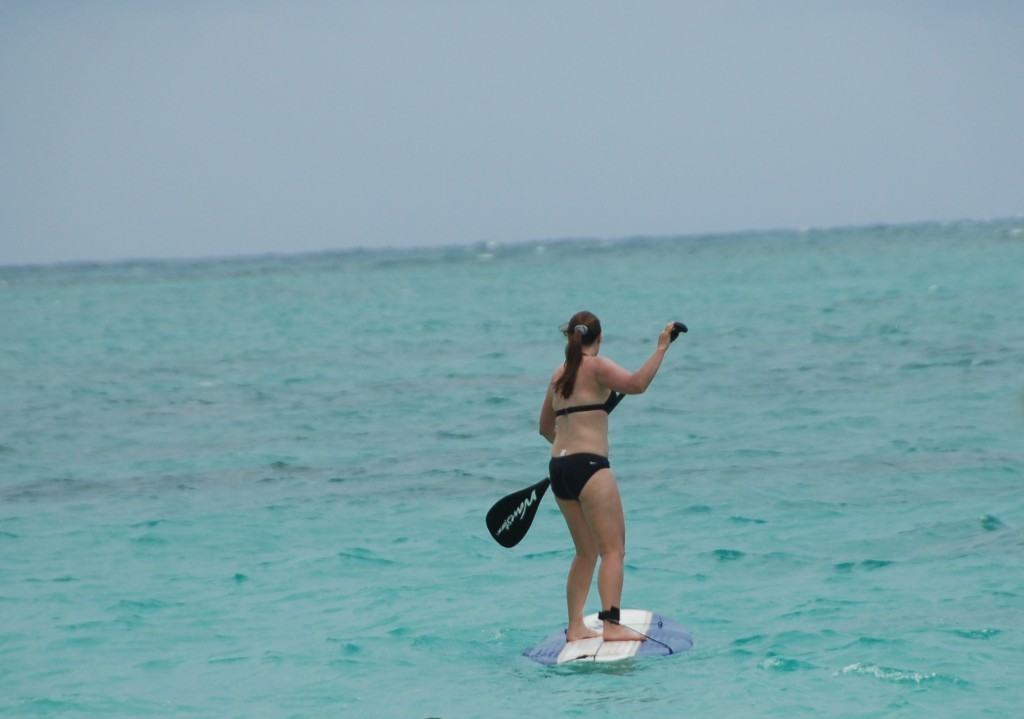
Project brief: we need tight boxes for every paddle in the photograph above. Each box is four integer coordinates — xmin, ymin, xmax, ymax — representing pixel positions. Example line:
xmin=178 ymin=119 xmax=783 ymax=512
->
xmin=485 ymin=321 xmax=687 ymax=548
xmin=485 ymin=477 xmax=551 ymax=548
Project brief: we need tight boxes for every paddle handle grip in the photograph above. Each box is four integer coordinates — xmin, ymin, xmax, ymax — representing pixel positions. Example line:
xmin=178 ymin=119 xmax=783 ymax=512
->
xmin=669 ymin=321 xmax=688 ymax=342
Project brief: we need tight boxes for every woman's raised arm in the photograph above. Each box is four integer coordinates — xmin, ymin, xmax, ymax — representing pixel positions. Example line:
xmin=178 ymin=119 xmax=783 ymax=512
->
xmin=594 ymin=323 xmax=676 ymax=394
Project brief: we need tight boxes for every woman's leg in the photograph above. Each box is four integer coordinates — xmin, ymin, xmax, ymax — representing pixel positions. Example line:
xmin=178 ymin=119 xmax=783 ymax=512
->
xmin=555 ymin=495 xmax=601 ymax=641
xmin=579 ymin=469 xmax=638 ymax=641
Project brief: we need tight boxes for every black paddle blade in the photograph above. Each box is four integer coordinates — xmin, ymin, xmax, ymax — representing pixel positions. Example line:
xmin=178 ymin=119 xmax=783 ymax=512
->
xmin=486 ymin=478 xmax=550 ymax=548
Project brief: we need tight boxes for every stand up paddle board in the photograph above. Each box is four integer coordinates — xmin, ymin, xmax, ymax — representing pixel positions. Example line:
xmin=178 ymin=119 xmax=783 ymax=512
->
xmin=523 ymin=609 xmax=693 ymax=665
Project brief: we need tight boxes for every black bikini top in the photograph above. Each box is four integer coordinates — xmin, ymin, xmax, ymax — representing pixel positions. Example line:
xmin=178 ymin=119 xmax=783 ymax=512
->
xmin=554 ymin=391 xmax=625 ymax=417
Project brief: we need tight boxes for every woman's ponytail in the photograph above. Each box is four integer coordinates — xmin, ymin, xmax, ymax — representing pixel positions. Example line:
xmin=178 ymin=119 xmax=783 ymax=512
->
xmin=554 ymin=311 xmax=601 ymax=399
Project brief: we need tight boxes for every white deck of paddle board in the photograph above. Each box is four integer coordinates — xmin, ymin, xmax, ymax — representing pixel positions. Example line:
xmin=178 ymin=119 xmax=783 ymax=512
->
xmin=556 ymin=609 xmax=652 ymax=663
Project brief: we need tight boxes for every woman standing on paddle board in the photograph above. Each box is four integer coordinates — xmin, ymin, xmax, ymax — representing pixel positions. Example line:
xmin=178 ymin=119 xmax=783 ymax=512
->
xmin=538 ymin=311 xmax=678 ymax=641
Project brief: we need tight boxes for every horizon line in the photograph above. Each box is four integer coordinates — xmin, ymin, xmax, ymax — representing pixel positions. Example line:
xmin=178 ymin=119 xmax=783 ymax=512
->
xmin=3 ymin=214 xmax=1022 ymax=272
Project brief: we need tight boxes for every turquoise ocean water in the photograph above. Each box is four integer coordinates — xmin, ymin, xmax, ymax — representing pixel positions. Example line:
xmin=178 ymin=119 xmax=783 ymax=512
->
xmin=2 ymin=220 xmax=1023 ymax=717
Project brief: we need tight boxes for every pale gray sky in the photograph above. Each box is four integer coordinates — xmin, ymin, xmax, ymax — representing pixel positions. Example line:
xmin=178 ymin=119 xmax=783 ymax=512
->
xmin=2 ymin=1 xmax=1022 ymax=265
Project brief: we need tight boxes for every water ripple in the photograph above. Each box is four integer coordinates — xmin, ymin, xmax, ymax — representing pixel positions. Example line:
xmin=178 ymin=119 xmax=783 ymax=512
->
xmin=837 ymin=662 xmax=969 ymax=687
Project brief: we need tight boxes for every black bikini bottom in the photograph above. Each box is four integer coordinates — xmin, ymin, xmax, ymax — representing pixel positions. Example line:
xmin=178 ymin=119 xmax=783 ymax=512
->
xmin=548 ymin=453 xmax=610 ymax=500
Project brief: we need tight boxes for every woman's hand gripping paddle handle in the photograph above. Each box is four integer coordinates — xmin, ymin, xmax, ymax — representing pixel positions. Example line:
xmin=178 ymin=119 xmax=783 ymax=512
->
xmin=670 ymin=321 xmax=688 ymax=341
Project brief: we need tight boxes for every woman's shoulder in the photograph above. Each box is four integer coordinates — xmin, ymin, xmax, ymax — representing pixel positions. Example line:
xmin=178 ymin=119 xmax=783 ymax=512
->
xmin=584 ymin=355 xmax=614 ymax=374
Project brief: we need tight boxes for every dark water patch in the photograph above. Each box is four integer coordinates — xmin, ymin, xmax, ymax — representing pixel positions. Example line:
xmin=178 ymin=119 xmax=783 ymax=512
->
xmin=208 ymin=654 xmax=248 ymax=664
xmin=111 ymin=598 xmax=179 ymax=613
xmin=521 ymin=548 xmax=571 ymax=561
xmin=782 ymin=597 xmax=863 ymax=620
xmin=861 ymin=559 xmax=893 ymax=570
xmin=52 ymin=575 xmax=77 ymax=583
xmin=58 ymin=620 xmax=108 ymax=632
xmin=833 ymin=636 xmax=901 ymax=650
xmin=734 ymin=448 xmax=783 ymax=458
xmin=1 ymin=476 xmax=108 ymax=503
xmin=484 ymin=396 xmax=511 ymax=405
xmin=0 ymin=444 xmax=14 ymax=454
xmin=435 ymin=429 xmax=476 ymax=439
xmin=133 ymin=534 xmax=168 ymax=546
xmin=338 ymin=547 xmax=397 ymax=566
xmin=732 ymin=634 xmax=765 ymax=646
xmin=865 ymin=322 xmax=908 ymax=337
xmin=17 ymin=698 xmax=82 ymax=713
xmin=834 ymin=559 xmax=893 ymax=573
xmin=276 ymin=589 xmax=327 ymax=606
xmin=712 ymin=549 xmax=745 ymax=561
xmin=644 ymin=404 xmax=691 ymax=416
xmin=860 ymin=561 xmax=892 ymax=573
xmin=837 ymin=662 xmax=969 ymax=686
xmin=261 ymin=651 xmax=285 ymax=665
xmin=258 ymin=476 xmax=285 ymax=483
xmin=980 ymin=514 xmax=1006 ymax=531
xmin=763 ymin=551 xmax=813 ymax=565
xmin=131 ymin=519 xmax=168 ymax=528
xmin=138 ymin=658 xmax=181 ymax=670
xmin=771 ymin=629 xmax=835 ymax=645
xmin=56 ymin=635 xmax=105 ymax=648
xmin=775 ymin=499 xmax=845 ymax=518
xmin=951 ymin=628 xmax=1001 ymax=640
xmin=0 ymin=530 xmax=18 ymax=539
xmin=233 ymin=573 xmax=248 ymax=584
xmin=328 ymin=657 xmax=362 ymax=668
xmin=411 ymin=634 xmax=445 ymax=649
xmin=729 ymin=515 xmax=767 ymax=524
xmin=268 ymin=460 xmax=312 ymax=472
xmin=684 ymin=504 xmax=713 ymax=514
xmin=900 ymin=358 xmax=973 ymax=371
xmin=423 ymin=467 xmax=475 ymax=479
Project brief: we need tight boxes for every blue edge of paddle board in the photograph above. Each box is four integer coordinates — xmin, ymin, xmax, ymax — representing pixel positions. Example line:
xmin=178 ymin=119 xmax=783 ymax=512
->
xmin=522 ymin=612 xmax=693 ymax=666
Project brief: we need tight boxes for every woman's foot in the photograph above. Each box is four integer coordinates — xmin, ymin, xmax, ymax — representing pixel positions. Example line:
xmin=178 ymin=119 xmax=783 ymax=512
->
xmin=566 ymin=622 xmax=602 ymax=642
xmin=602 ymin=621 xmax=643 ymax=642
